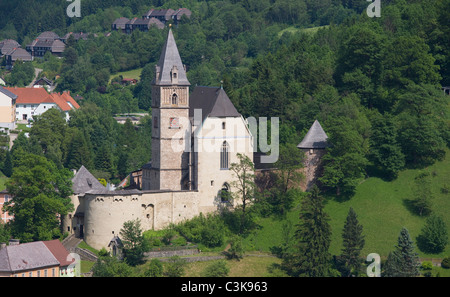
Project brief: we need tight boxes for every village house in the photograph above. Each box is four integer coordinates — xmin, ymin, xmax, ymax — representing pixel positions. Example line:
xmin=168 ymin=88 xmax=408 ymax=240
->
xmin=0 ymin=86 xmax=17 ymax=131
xmin=0 ymin=190 xmax=13 ymax=224
xmin=142 ymin=8 xmax=191 ymax=25
xmin=0 ymin=239 xmax=75 ymax=277
xmin=5 ymin=87 xmax=80 ymax=122
xmin=112 ymin=8 xmax=191 ymax=33
xmin=124 ymin=17 xmax=165 ymax=34
xmin=33 ymin=77 xmax=55 ymax=92
xmin=142 ymin=8 xmax=176 ymax=23
xmin=4 ymin=48 xmax=33 ymax=69
xmin=112 ymin=17 xmax=130 ymax=32
xmin=0 ymin=39 xmax=20 ymax=57
xmin=26 ymin=31 xmax=65 ymax=58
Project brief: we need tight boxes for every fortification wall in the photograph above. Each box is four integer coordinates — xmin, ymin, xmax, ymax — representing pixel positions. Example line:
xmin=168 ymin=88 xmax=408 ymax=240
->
xmin=83 ymin=190 xmax=199 ymax=250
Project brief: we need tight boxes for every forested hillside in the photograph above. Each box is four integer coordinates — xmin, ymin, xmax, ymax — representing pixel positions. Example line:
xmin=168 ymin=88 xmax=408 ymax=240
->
xmin=0 ymin=0 xmax=449 ymax=194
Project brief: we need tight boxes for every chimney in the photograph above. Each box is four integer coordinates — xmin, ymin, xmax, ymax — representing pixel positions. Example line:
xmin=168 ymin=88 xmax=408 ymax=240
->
xmin=9 ymin=239 xmax=20 ymax=246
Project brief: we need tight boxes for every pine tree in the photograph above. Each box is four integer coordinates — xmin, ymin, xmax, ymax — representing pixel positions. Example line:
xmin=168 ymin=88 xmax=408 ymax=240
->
xmin=383 ymin=227 xmax=420 ymax=277
xmin=341 ymin=207 xmax=365 ymax=276
xmin=417 ymin=214 xmax=448 ymax=254
xmin=282 ymin=185 xmax=332 ymax=277
xmin=3 ymin=150 xmax=12 ymax=177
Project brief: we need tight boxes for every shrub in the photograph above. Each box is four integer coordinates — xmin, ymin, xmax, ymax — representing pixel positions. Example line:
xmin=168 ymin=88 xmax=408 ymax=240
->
xmin=421 ymin=261 xmax=433 ymax=270
xmin=164 ymin=256 xmax=187 ymax=277
xmin=202 ymin=260 xmax=230 ymax=277
xmin=172 ymin=236 xmax=187 ymax=246
xmin=441 ymin=257 xmax=450 ymax=269
xmin=225 ymin=235 xmax=244 ymax=260
xmin=145 ymin=259 xmax=163 ymax=277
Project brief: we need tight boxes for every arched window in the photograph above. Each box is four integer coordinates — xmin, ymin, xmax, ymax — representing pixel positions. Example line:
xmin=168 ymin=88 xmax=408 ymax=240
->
xmin=220 ymin=183 xmax=231 ymax=202
xmin=220 ymin=141 xmax=229 ymax=170
xmin=172 ymin=93 xmax=178 ymax=105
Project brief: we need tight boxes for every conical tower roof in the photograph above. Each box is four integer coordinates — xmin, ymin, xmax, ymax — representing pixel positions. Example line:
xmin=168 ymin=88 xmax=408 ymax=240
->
xmin=297 ymin=120 xmax=329 ymax=149
xmin=153 ymin=29 xmax=190 ymax=86
xmin=72 ymin=165 xmax=105 ymax=194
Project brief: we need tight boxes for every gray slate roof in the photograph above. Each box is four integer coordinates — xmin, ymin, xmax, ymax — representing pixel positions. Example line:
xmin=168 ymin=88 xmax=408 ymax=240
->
xmin=72 ymin=165 xmax=105 ymax=194
xmin=189 ymin=86 xmax=241 ymax=121
xmin=6 ymin=48 xmax=32 ymax=61
xmin=0 ymin=39 xmax=20 ymax=56
xmin=297 ymin=120 xmax=329 ymax=149
xmin=153 ymin=29 xmax=190 ymax=86
xmin=0 ymin=86 xmax=18 ymax=99
xmin=37 ymin=31 xmax=59 ymax=40
xmin=0 ymin=241 xmax=60 ymax=273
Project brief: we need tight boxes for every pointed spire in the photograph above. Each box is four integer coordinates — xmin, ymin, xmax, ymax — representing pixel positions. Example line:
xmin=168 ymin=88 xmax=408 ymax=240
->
xmin=153 ymin=29 xmax=190 ymax=86
xmin=297 ymin=120 xmax=329 ymax=149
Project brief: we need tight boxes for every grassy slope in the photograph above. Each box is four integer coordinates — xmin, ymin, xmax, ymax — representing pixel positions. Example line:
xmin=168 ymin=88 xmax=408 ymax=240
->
xmin=244 ymin=149 xmax=450 ymax=260
xmin=109 ymin=68 xmax=143 ymax=83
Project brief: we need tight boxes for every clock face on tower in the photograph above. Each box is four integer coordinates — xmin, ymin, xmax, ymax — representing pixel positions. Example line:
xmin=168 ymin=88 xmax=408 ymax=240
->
xmin=169 ymin=117 xmax=180 ymax=129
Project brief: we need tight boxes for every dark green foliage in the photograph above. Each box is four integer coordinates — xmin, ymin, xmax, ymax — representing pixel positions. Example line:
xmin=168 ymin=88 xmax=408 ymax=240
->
xmin=164 ymin=255 xmax=187 ymax=277
xmin=383 ymin=227 xmax=420 ymax=277
xmin=369 ymin=112 xmax=405 ymax=179
xmin=282 ymin=186 xmax=332 ymax=277
xmin=442 ymin=257 xmax=450 ymax=269
xmin=92 ymin=255 xmax=135 ymax=277
xmin=225 ymin=235 xmax=245 ymax=261
xmin=5 ymin=60 xmax=35 ymax=87
xmin=119 ymin=219 xmax=150 ymax=266
xmin=417 ymin=215 xmax=448 ymax=254
xmin=410 ymin=172 xmax=434 ymax=216
xmin=4 ymin=153 xmax=73 ymax=242
xmin=174 ymin=213 xmax=226 ymax=248
xmin=144 ymin=259 xmax=164 ymax=277
xmin=3 ymin=150 xmax=12 ymax=178
xmin=0 ymin=220 xmax=11 ymax=243
xmin=340 ymin=207 xmax=365 ymax=276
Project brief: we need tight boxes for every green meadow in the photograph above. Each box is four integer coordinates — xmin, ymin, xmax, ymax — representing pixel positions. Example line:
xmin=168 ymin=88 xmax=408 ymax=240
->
xmin=244 ymin=149 xmax=450 ymax=260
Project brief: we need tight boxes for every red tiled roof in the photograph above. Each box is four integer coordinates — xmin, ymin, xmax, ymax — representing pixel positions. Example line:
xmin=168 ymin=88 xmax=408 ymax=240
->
xmin=5 ymin=87 xmax=51 ymax=104
xmin=60 ymin=91 xmax=80 ymax=109
xmin=43 ymin=239 xmax=74 ymax=267
xmin=5 ymin=87 xmax=80 ymax=111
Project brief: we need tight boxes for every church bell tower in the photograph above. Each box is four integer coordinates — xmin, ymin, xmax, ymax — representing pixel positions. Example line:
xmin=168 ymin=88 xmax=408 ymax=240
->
xmin=149 ymin=29 xmax=191 ymax=191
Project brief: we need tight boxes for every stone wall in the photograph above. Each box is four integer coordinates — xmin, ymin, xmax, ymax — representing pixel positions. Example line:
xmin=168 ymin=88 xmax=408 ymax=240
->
xmin=144 ymin=247 xmax=199 ymax=259
xmin=83 ymin=190 xmax=199 ymax=250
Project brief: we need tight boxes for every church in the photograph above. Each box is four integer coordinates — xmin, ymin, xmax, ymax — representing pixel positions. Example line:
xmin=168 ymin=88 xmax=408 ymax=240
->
xmin=63 ymin=30 xmax=254 ymax=250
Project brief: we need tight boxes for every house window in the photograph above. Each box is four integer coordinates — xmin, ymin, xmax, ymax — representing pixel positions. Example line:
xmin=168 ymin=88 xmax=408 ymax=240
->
xmin=222 ymin=122 xmax=226 ymax=130
xmin=29 ymin=272 xmax=32 ymax=277
xmin=23 ymin=114 xmax=27 ymax=120
xmin=153 ymin=116 xmax=158 ymax=128
xmin=220 ymin=141 xmax=229 ymax=170
xmin=172 ymin=93 xmax=178 ymax=105
xmin=52 ymin=268 xmax=55 ymax=277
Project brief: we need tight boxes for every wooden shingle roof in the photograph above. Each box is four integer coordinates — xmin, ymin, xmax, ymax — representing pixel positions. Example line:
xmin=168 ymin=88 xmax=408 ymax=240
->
xmin=297 ymin=120 xmax=329 ymax=149
xmin=72 ymin=165 xmax=105 ymax=194
xmin=153 ymin=29 xmax=190 ymax=86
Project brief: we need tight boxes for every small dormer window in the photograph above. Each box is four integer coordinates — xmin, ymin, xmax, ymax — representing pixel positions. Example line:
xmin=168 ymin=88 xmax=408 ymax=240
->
xmin=171 ymin=66 xmax=179 ymax=83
